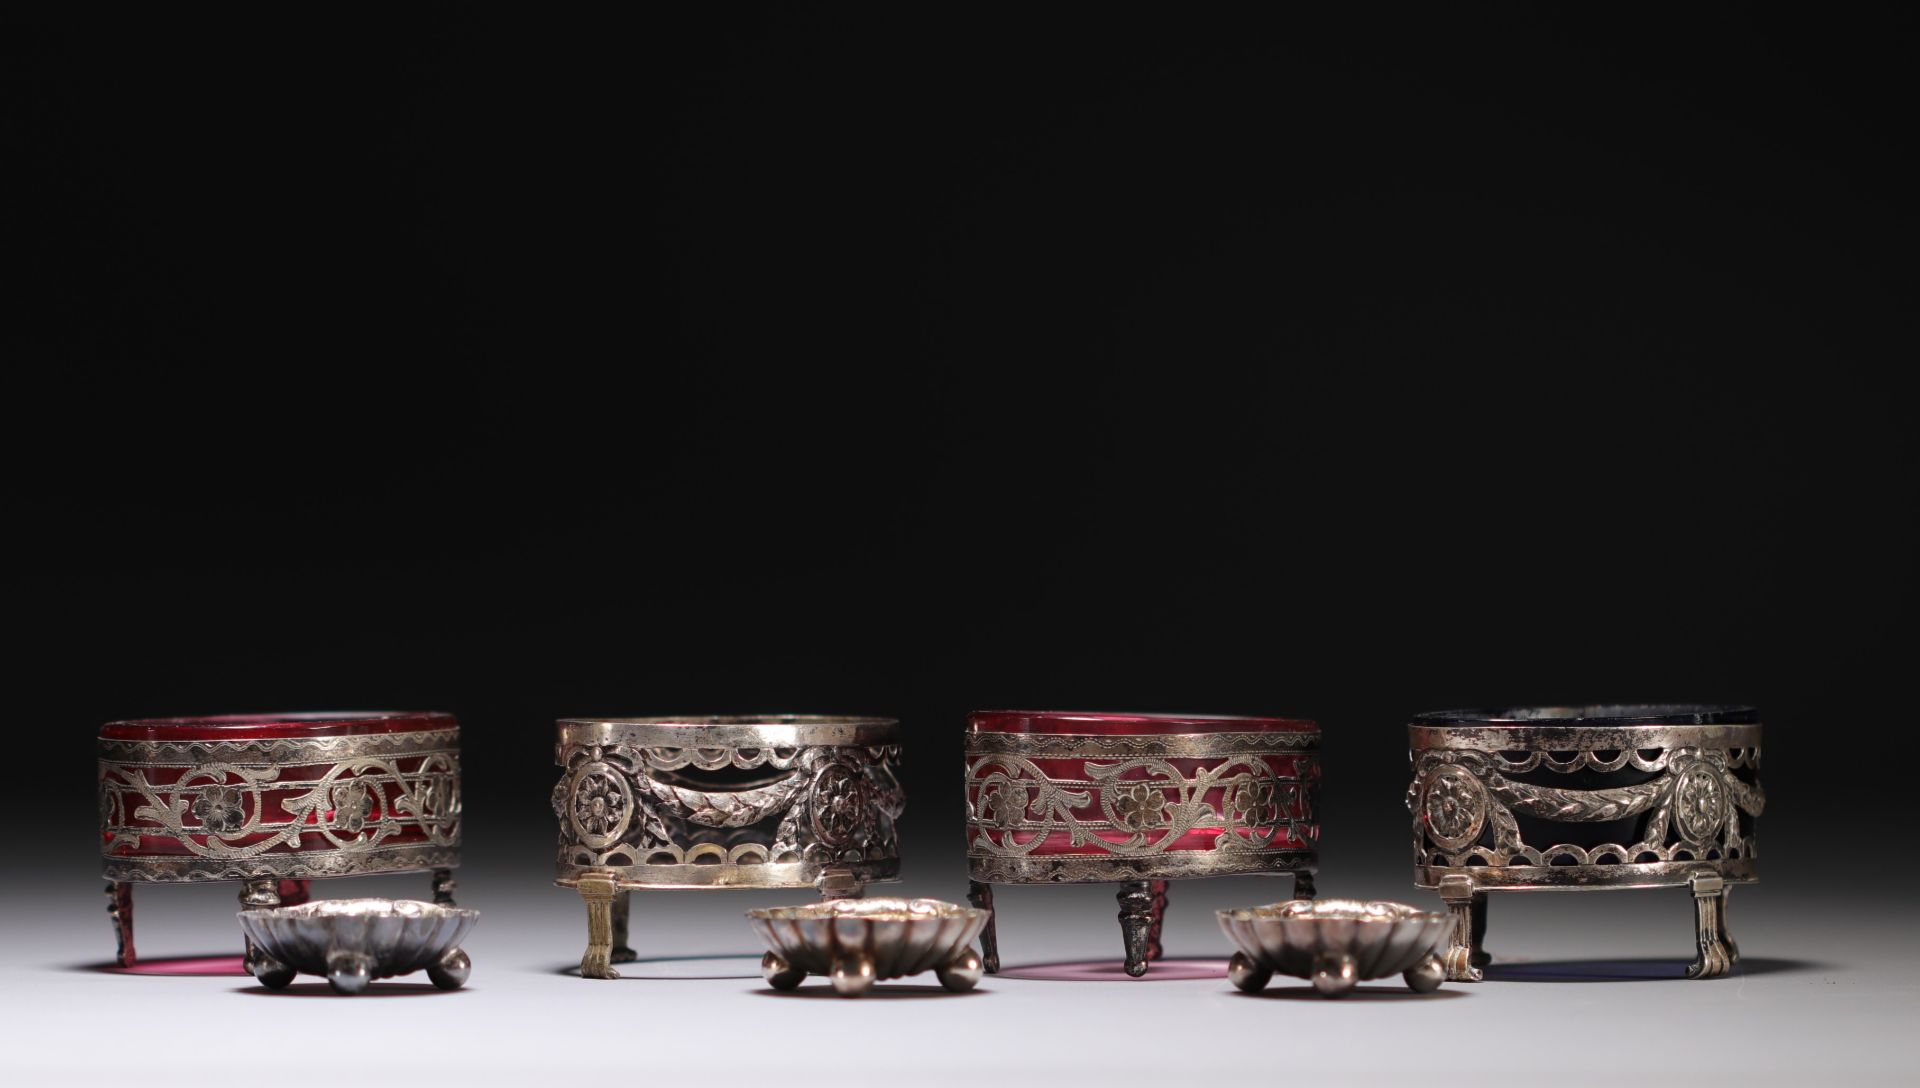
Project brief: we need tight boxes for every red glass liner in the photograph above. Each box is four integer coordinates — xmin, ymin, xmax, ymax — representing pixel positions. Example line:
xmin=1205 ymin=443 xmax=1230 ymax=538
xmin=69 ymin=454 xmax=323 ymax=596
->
xmin=98 ymin=713 xmax=460 ymax=867
xmin=965 ymin=710 xmax=1320 ymax=862
xmin=97 ymin=710 xmax=463 ymax=971
xmin=964 ymin=708 xmax=1321 ymax=978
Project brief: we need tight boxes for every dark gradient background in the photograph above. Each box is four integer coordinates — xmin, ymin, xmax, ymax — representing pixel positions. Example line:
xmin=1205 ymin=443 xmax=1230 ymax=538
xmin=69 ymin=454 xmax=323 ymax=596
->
xmin=4 ymin=9 xmax=1915 ymax=1085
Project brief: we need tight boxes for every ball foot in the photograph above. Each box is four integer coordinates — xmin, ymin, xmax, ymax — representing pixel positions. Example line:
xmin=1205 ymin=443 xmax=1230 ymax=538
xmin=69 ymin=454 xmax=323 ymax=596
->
xmin=936 ymin=947 xmax=983 ymax=993
xmin=1227 ymin=951 xmax=1272 ymax=994
xmin=762 ymin=951 xmax=806 ymax=991
xmin=326 ymin=952 xmax=373 ymax=995
xmin=1311 ymin=951 xmax=1357 ymax=997
xmin=1404 ymin=954 xmax=1444 ymax=994
xmin=251 ymin=954 xmax=295 ymax=990
xmin=427 ymin=947 xmax=471 ymax=990
xmin=829 ymin=954 xmax=874 ymax=997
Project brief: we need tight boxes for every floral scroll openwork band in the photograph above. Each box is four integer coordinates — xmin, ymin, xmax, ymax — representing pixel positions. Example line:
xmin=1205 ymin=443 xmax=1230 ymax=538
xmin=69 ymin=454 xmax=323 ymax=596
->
xmin=964 ymin=730 xmax=1320 ymax=883
xmin=98 ymin=728 xmax=463 ymax=882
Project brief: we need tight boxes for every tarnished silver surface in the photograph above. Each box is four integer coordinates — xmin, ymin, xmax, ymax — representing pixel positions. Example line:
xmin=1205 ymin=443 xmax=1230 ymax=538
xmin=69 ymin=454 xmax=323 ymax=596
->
xmin=98 ymin=714 xmax=464 ymax=969
xmin=964 ymin=732 xmax=1320 ymax=883
xmin=554 ymin=715 xmax=904 ymax=978
xmin=237 ymin=898 xmax=478 ymax=994
xmin=965 ymin=717 xmax=1320 ymax=978
xmin=746 ymin=897 xmax=989 ymax=997
xmin=99 ymin=725 xmax=463 ymax=883
xmin=554 ymin=715 xmax=903 ymax=888
xmin=1408 ymin=704 xmax=1764 ymax=981
xmin=1217 ymin=899 xmax=1450 ymax=996
xmin=559 ymin=715 xmax=899 ymax=750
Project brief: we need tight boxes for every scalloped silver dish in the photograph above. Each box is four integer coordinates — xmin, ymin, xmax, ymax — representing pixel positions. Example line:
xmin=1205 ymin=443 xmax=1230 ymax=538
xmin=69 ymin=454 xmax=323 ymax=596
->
xmin=746 ymin=897 xmax=989 ymax=997
xmin=1216 ymin=898 xmax=1450 ymax=996
xmin=237 ymin=898 xmax=478 ymax=994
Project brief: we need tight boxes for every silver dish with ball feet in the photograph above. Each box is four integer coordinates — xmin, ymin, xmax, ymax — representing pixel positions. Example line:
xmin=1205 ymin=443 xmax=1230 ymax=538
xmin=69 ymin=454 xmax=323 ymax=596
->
xmin=237 ymin=898 xmax=477 ymax=994
xmin=1217 ymin=899 xmax=1450 ymax=997
xmin=747 ymin=897 xmax=988 ymax=997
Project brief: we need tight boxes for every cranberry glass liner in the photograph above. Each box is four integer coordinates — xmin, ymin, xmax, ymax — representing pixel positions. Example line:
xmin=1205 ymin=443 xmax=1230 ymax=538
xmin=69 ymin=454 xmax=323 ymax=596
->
xmin=99 ymin=712 xmax=462 ymax=882
xmin=966 ymin=711 xmax=1319 ymax=883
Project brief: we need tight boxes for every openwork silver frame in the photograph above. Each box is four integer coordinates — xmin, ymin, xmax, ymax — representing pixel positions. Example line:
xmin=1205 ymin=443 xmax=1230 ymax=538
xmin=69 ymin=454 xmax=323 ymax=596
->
xmin=1407 ymin=705 xmax=1763 ymax=981
xmin=965 ymin=723 xmax=1320 ymax=978
xmin=552 ymin=715 xmax=903 ymax=979
xmin=96 ymin=721 xmax=463 ymax=969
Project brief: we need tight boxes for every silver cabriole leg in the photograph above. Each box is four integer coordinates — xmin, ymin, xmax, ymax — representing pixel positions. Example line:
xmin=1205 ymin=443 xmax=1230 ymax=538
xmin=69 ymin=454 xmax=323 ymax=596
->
xmin=1144 ymin=879 xmax=1169 ymax=964
xmin=968 ymin=880 xmax=1000 ymax=974
xmin=1437 ymin=874 xmax=1483 ymax=982
xmin=577 ymin=870 xmax=620 ymax=980
xmin=1687 ymin=871 xmax=1737 ymax=979
xmin=610 ymin=890 xmax=637 ymax=963
xmin=1293 ymin=870 xmax=1317 ymax=901
xmin=1468 ymin=890 xmax=1491 ymax=967
xmin=1118 ymin=880 xmax=1155 ymax=977
xmin=430 ymin=868 xmax=457 ymax=907
xmin=239 ymin=877 xmax=282 ymax=978
xmin=1717 ymin=884 xmax=1740 ymax=963
xmin=816 ymin=867 xmax=863 ymax=901
xmin=107 ymin=882 xmax=135 ymax=968
xmin=241 ymin=876 xmax=282 ymax=913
